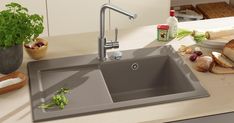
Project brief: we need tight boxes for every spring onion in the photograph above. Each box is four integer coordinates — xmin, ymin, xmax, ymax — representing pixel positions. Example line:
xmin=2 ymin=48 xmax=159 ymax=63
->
xmin=176 ymin=28 xmax=206 ymax=42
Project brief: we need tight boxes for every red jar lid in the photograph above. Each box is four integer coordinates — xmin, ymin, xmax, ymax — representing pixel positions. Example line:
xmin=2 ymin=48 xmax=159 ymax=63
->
xmin=157 ymin=24 xmax=169 ymax=30
xmin=170 ymin=10 xmax=175 ymax=16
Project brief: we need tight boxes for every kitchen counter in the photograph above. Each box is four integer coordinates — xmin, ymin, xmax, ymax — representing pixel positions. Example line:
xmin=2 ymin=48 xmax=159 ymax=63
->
xmin=1 ymin=17 xmax=234 ymax=123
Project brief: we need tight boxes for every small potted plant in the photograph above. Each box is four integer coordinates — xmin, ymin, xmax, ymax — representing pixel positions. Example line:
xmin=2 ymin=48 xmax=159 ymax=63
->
xmin=0 ymin=2 xmax=44 ymax=74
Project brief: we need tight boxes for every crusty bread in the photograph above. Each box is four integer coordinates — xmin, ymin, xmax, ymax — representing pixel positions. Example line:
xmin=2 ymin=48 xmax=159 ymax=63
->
xmin=196 ymin=56 xmax=213 ymax=72
xmin=210 ymin=62 xmax=234 ymax=74
xmin=211 ymin=52 xmax=234 ymax=68
xmin=223 ymin=39 xmax=234 ymax=62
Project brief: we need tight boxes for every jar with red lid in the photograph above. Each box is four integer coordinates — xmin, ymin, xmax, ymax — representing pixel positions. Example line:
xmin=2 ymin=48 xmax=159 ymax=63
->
xmin=157 ymin=24 xmax=169 ymax=41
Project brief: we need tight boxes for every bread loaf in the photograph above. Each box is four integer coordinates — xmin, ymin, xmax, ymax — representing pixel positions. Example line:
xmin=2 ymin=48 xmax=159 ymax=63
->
xmin=223 ymin=40 xmax=234 ymax=62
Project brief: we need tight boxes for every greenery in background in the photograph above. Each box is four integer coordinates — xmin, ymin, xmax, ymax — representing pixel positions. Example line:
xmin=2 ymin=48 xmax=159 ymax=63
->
xmin=176 ymin=28 xmax=207 ymax=43
xmin=0 ymin=2 xmax=44 ymax=48
xmin=39 ymin=88 xmax=70 ymax=110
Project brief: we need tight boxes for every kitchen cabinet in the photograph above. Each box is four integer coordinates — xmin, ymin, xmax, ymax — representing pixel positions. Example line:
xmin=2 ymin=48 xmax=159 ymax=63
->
xmin=0 ymin=0 xmax=49 ymax=37
xmin=47 ymin=0 xmax=109 ymax=36
xmin=110 ymin=0 xmax=170 ymax=30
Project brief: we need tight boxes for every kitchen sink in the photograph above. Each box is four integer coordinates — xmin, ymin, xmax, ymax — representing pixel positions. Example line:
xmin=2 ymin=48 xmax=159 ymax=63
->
xmin=27 ymin=45 xmax=209 ymax=122
xmin=100 ymin=55 xmax=194 ymax=102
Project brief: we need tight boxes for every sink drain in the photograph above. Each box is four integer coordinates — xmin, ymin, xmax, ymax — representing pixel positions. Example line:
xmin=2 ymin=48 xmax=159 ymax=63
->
xmin=131 ymin=63 xmax=139 ymax=70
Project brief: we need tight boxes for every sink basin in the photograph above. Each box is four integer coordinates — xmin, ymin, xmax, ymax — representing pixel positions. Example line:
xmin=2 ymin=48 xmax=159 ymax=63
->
xmin=101 ymin=55 xmax=194 ymax=102
xmin=27 ymin=45 xmax=209 ymax=122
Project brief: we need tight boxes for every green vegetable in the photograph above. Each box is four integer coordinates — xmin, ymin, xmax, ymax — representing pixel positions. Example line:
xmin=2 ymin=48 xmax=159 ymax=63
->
xmin=176 ymin=29 xmax=193 ymax=40
xmin=193 ymin=31 xmax=207 ymax=43
xmin=0 ymin=2 xmax=44 ymax=48
xmin=176 ymin=28 xmax=207 ymax=43
xmin=39 ymin=88 xmax=70 ymax=109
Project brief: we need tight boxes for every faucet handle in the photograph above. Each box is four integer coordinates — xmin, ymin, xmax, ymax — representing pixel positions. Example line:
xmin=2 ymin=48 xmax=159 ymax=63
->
xmin=105 ymin=28 xmax=119 ymax=49
xmin=114 ymin=28 xmax=118 ymax=42
xmin=105 ymin=41 xmax=119 ymax=49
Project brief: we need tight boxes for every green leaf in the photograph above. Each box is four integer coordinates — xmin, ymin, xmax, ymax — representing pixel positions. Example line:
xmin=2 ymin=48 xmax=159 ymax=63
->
xmin=38 ymin=88 xmax=70 ymax=110
xmin=0 ymin=2 xmax=44 ymax=48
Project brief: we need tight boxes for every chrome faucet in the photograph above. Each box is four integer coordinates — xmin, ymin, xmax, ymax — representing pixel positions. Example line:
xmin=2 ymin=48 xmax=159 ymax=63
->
xmin=98 ymin=4 xmax=137 ymax=61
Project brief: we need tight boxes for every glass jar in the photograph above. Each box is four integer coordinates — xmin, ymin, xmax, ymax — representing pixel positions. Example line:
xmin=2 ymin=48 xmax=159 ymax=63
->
xmin=157 ymin=24 xmax=169 ymax=41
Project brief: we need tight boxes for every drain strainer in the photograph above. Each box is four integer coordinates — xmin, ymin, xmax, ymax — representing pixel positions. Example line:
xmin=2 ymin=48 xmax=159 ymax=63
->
xmin=131 ymin=63 xmax=139 ymax=70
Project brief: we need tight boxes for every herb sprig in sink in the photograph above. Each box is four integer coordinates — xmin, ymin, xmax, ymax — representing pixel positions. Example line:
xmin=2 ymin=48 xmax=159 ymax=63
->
xmin=39 ymin=88 xmax=70 ymax=109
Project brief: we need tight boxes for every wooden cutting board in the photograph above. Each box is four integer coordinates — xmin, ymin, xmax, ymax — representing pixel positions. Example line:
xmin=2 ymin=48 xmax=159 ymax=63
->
xmin=196 ymin=2 xmax=234 ymax=19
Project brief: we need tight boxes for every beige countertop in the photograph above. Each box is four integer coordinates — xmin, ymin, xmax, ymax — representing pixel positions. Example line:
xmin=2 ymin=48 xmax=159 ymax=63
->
xmin=1 ymin=17 xmax=234 ymax=123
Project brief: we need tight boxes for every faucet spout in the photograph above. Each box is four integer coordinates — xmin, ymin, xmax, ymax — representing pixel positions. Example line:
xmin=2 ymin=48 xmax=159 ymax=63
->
xmin=101 ymin=4 xmax=137 ymax=19
xmin=99 ymin=4 xmax=137 ymax=61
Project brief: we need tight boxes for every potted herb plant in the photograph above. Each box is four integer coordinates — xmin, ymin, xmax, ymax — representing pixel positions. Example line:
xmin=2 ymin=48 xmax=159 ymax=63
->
xmin=0 ymin=2 xmax=44 ymax=74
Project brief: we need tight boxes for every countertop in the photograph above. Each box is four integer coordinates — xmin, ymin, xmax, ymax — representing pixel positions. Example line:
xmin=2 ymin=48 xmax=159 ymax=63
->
xmin=1 ymin=17 xmax=234 ymax=123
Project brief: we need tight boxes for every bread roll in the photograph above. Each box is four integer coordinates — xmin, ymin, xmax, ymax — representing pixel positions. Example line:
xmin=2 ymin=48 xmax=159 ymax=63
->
xmin=196 ymin=56 xmax=213 ymax=72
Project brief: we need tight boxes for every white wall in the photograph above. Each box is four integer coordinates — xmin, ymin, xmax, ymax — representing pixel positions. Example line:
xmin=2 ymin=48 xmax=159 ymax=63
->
xmin=110 ymin=0 xmax=170 ymax=30
xmin=46 ymin=0 xmax=109 ymax=36
xmin=0 ymin=0 xmax=48 ymax=37
xmin=171 ymin=0 xmax=230 ymax=6
xmin=44 ymin=0 xmax=170 ymax=36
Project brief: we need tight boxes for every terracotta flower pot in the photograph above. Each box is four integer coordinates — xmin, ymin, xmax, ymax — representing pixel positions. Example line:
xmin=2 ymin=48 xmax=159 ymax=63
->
xmin=24 ymin=38 xmax=48 ymax=60
xmin=0 ymin=45 xmax=23 ymax=74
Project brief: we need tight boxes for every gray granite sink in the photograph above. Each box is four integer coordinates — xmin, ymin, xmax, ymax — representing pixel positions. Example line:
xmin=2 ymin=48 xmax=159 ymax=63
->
xmin=27 ymin=45 xmax=209 ymax=122
xmin=101 ymin=55 xmax=194 ymax=102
